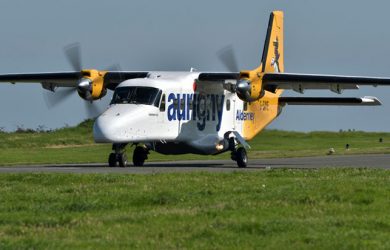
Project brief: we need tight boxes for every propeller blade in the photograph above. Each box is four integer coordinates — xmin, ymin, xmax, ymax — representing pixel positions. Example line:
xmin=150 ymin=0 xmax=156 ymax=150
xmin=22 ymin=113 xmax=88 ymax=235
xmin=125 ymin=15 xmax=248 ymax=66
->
xmin=64 ymin=43 xmax=82 ymax=71
xmin=43 ymin=88 xmax=76 ymax=108
xmin=105 ymin=63 xmax=122 ymax=72
xmin=84 ymin=101 xmax=103 ymax=118
xmin=105 ymin=63 xmax=124 ymax=83
xmin=217 ymin=45 xmax=239 ymax=73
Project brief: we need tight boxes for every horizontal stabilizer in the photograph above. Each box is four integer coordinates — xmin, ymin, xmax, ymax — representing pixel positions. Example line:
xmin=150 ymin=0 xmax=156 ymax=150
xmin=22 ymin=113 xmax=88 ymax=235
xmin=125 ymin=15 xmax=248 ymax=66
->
xmin=279 ymin=96 xmax=381 ymax=106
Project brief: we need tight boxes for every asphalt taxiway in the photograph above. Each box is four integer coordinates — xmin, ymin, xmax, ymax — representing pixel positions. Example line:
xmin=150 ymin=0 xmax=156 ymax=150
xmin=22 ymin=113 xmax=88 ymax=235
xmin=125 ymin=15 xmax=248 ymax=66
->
xmin=0 ymin=154 xmax=389 ymax=174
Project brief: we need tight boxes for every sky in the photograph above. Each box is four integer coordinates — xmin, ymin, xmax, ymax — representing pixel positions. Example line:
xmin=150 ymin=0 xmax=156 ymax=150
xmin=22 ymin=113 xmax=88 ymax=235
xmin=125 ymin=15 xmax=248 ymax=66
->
xmin=0 ymin=0 xmax=390 ymax=131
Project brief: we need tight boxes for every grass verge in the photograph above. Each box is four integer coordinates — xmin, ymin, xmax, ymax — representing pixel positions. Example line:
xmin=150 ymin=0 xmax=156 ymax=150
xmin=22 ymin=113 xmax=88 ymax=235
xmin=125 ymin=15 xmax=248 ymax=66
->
xmin=0 ymin=170 xmax=390 ymax=249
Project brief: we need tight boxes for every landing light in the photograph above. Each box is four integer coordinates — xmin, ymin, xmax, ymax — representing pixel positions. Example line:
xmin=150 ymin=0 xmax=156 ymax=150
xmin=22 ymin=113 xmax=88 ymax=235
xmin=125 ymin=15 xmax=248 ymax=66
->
xmin=216 ymin=143 xmax=224 ymax=151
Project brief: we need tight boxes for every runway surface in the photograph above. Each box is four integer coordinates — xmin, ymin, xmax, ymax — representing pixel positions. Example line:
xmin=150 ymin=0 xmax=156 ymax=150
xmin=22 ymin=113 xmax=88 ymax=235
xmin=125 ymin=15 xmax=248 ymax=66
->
xmin=0 ymin=154 xmax=389 ymax=174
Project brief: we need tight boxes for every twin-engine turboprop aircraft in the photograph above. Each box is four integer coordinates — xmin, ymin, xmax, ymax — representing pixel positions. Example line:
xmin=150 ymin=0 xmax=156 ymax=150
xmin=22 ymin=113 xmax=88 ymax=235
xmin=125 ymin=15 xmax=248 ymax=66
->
xmin=1 ymin=11 xmax=390 ymax=167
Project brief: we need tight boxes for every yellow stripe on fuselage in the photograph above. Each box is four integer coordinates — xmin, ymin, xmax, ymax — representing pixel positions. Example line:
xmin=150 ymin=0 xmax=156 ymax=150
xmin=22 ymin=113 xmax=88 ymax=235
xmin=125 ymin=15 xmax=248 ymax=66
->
xmin=243 ymin=89 xmax=283 ymax=140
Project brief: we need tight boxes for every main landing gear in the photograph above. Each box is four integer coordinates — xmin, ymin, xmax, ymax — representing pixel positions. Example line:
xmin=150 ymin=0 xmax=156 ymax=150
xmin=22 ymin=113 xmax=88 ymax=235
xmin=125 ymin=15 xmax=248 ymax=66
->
xmin=228 ymin=136 xmax=249 ymax=168
xmin=133 ymin=146 xmax=149 ymax=166
xmin=231 ymin=147 xmax=248 ymax=168
xmin=108 ymin=144 xmax=149 ymax=167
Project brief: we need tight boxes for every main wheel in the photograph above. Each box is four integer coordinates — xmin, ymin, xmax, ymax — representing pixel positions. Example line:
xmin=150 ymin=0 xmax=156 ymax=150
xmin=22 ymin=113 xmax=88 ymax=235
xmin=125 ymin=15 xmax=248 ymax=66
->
xmin=108 ymin=153 xmax=117 ymax=167
xmin=236 ymin=147 xmax=248 ymax=168
xmin=133 ymin=146 xmax=148 ymax=166
xmin=118 ymin=153 xmax=128 ymax=168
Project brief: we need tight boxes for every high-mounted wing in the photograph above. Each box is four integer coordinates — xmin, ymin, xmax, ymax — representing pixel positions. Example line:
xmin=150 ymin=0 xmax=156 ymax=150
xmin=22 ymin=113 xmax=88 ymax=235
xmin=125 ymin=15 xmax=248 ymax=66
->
xmin=0 ymin=72 xmax=81 ymax=86
xmin=197 ymin=72 xmax=390 ymax=97
xmin=0 ymin=71 xmax=149 ymax=102
xmin=0 ymin=71 xmax=148 ymax=89
xmin=0 ymin=42 xmax=149 ymax=104
xmin=262 ymin=73 xmax=390 ymax=94
xmin=279 ymin=96 xmax=381 ymax=106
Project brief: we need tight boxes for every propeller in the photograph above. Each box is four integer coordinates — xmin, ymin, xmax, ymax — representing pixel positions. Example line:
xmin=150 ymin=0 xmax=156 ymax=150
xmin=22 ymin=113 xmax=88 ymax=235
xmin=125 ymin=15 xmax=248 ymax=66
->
xmin=217 ymin=46 xmax=252 ymax=101
xmin=84 ymin=100 xmax=104 ymax=118
xmin=217 ymin=45 xmax=239 ymax=73
xmin=64 ymin=43 xmax=82 ymax=72
xmin=43 ymin=43 xmax=110 ymax=118
xmin=43 ymin=88 xmax=75 ymax=108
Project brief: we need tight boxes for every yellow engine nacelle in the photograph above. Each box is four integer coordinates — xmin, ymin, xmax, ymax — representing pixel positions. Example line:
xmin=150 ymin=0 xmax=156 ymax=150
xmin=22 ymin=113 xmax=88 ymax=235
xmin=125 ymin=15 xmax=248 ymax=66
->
xmin=77 ymin=69 xmax=108 ymax=101
xmin=236 ymin=68 xmax=265 ymax=102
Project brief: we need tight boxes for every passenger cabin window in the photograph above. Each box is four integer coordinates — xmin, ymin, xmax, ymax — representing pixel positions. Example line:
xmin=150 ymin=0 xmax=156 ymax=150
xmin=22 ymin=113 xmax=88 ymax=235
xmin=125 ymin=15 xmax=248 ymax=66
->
xmin=180 ymin=99 xmax=185 ymax=112
xmin=110 ymin=86 xmax=161 ymax=106
xmin=226 ymin=99 xmax=231 ymax=111
xmin=173 ymin=98 xmax=178 ymax=109
xmin=160 ymin=94 xmax=166 ymax=112
xmin=188 ymin=99 xmax=193 ymax=110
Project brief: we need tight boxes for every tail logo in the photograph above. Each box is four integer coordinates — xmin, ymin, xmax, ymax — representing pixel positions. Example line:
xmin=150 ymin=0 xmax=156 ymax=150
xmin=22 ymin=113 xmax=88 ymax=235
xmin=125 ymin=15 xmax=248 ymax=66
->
xmin=271 ymin=36 xmax=280 ymax=72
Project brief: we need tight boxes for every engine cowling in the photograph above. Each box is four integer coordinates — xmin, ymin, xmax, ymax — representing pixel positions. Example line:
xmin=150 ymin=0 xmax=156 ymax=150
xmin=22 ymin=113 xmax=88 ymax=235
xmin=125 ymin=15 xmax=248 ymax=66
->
xmin=236 ymin=69 xmax=265 ymax=102
xmin=77 ymin=69 xmax=108 ymax=101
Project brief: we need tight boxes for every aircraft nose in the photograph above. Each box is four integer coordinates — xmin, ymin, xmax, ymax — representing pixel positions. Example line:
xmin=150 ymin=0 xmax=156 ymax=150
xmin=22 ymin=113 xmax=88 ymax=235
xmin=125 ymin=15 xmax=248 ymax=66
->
xmin=93 ymin=115 xmax=117 ymax=143
xmin=93 ymin=105 xmax=150 ymax=143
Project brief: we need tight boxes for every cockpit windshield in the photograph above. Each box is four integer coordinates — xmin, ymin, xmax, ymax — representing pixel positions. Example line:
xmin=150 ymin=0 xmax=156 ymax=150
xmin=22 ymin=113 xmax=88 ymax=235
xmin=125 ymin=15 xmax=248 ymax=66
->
xmin=110 ymin=86 xmax=161 ymax=106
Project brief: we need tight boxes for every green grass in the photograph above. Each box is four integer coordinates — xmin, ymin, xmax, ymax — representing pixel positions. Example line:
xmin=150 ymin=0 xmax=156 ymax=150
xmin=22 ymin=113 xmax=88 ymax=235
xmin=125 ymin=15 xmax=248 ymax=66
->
xmin=0 ymin=119 xmax=390 ymax=165
xmin=0 ymin=170 xmax=390 ymax=249
xmin=2 ymin=121 xmax=390 ymax=248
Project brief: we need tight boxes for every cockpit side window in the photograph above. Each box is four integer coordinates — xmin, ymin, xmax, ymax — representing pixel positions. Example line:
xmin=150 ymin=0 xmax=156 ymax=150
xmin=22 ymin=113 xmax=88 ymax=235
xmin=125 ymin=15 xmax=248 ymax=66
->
xmin=159 ymin=93 xmax=166 ymax=112
xmin=154 ymin=90 xmax=162 ymax=108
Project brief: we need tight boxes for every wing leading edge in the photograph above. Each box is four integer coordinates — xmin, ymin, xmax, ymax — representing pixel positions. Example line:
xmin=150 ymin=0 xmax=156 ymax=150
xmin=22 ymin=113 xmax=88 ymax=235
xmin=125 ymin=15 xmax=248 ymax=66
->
xmin=262 ymin=73 xmax=390 ymax=93
xmin=198 ymin=72 xmax=390 ymax=93
xmin=0 ymin=71 xmax=149 ymax=90
xmin=279 ymin=96 xmax=381 ymax=106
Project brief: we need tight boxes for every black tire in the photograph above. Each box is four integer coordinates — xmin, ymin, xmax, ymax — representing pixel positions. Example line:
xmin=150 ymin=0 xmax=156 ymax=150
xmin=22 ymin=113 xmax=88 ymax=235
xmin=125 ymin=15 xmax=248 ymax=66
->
xmin=108 ymin=153 xmax=117 ymax=167
xmin=133 ymin=146 xmax=147 ymax=166
xmin=118 ymin=153 xmax=128 ymax=168
xmin=236 ymin=147 xmax=248 ymax=168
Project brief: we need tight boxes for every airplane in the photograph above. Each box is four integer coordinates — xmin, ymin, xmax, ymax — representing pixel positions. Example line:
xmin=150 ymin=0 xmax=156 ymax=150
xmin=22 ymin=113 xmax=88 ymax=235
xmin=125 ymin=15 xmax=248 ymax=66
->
xmin=1 ymin=10 xmax=390 ymax=168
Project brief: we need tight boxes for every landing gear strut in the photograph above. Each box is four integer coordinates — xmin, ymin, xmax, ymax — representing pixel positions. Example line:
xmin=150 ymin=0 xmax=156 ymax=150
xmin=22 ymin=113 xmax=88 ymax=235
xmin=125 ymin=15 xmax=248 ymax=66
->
xmin=108 ymin=144 xmax=128 ymax=167
xmin=133 ymin=146 xmax=149 ymax=166
xmin=228 ymin=136 xmax=248 ymax=168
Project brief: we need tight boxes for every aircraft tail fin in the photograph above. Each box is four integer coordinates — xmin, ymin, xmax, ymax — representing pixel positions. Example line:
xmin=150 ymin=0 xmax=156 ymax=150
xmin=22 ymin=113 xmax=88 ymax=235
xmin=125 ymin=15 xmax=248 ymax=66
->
xmin=259 ymin=11 xmax=284 ymax=73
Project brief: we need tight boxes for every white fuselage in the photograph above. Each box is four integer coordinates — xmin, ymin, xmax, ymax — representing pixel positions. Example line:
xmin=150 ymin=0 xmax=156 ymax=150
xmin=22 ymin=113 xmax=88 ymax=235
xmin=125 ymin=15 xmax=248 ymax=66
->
xmin=93 ymin=72 xmax=246 ymax=155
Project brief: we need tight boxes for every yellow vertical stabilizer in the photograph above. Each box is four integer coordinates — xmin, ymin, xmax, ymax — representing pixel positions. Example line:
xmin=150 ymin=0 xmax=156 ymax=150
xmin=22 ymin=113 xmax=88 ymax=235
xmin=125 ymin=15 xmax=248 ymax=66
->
xmin=242 ymin=11 xmax=284 ymax=140
xmin=260 ymin=11 xmax=284 ymax=73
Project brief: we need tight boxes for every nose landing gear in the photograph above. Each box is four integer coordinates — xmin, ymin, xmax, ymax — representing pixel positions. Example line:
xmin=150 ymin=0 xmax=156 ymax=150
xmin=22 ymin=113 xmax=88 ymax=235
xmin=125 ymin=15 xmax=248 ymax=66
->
xmin=108 ymin=144 xmax=149 ymax=167
xmin=108 ymin=143 xmax=128 ymax=167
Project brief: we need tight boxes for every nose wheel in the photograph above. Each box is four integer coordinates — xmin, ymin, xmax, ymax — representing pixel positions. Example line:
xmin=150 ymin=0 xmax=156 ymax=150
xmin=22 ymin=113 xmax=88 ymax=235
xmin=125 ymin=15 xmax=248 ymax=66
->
xmin=108 ymin=144 xmax=128 ymax=167
xmin=108 ymin=152 xmax=128 ymax=167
